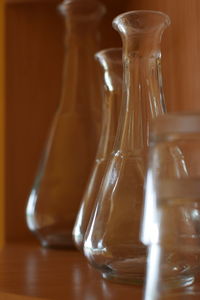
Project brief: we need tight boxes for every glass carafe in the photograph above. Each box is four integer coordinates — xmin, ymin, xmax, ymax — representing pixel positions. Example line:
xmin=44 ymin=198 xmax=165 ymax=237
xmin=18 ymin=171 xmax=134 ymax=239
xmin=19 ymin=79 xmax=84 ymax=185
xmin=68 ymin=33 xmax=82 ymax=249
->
xmin=84 ymin=10 xmax=170 ymax=284
xmin=26 ymin=0 xmax=106 ymax=248
xmin=73 ymin=48 xmax=123 ymax=250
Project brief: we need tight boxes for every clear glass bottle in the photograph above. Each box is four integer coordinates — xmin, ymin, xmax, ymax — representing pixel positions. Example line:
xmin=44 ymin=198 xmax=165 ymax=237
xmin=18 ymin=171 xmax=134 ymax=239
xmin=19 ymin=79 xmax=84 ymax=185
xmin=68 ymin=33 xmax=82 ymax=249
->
xmin=73 ymin=48 xmax=122 ymax=250
xmin=143 ymin=113 xmax=200 ymax=300
xmin=84 ymin=10 xmax=170 ymax=284
xmin=26 ymin=0 xmax=106 ymax=248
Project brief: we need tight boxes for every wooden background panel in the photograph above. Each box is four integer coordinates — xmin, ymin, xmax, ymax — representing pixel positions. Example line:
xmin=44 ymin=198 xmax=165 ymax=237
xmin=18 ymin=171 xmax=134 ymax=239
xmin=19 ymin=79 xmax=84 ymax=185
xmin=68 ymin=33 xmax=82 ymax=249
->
xmin=0 ymin=0 xmax=5 ymax=247
xmin=6 ymin=0 xmax=200 ymax=243
xmin=128 ymin=0 xmax=200 ymax=112
xmin=5 ymin=0 xmax=129 ymax=242
xmin=5 ymin=2 xmax=65 ymax=242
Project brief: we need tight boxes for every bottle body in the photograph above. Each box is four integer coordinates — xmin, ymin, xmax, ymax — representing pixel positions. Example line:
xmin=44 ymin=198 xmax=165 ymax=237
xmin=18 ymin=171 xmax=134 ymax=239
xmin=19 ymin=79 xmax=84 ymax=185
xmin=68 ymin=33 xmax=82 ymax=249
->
xmin=27 ymin=111 xmax=97 ymax=247
xmin=84 ymin=150 xmax=146 ymax=283
xmin=26 ymin=0 xmax=105 ymax=248
xmin=143 ymin=114 xmax=200 ymax=300
xmin=73 ymin=48 xmax=122 ymax=250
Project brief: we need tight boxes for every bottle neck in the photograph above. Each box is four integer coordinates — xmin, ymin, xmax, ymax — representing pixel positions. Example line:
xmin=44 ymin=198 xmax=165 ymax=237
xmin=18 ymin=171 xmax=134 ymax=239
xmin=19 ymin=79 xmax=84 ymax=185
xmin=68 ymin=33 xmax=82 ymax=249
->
xmin=58 ymin=23 xmax=101 ymax=114
xmin=115 ymin=51 xmax=166 ymax=155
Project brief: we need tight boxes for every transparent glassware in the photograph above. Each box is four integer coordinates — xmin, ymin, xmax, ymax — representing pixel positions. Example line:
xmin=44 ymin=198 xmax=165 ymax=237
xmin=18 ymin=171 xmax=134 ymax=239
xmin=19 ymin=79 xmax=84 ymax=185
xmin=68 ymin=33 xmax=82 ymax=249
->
xmin=83 ymin=10 xmax=170 ymax=284
xmin=142 ymin=113 xmax=200 ymax=300
xmin=73 ymin=48 xmax=123 ymax=250
xmin=26 ymin=0 xmax=106 ymax=248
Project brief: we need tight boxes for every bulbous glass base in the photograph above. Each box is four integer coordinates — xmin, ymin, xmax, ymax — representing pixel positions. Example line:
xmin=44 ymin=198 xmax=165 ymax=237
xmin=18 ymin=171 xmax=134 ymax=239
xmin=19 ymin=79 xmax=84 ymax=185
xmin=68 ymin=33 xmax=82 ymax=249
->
xmin=160 ymin=274 xmax=195 ymax=289
xmin=101 ymin=255 xmax=146 ymax=285
xmin=84 ymin=244 xmax=147 ymax=285
xmin=73 ymin=233 xmax=84 ymax=251
xmin=33 ymin=225 xmax=75 ymax=249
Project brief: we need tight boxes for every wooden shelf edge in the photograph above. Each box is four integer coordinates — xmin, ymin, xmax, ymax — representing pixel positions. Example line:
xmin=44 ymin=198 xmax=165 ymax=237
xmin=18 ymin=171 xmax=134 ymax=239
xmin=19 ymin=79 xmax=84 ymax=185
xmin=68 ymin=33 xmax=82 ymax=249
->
xmin=6 ymin=0 xmax=61 ymax=4
xmin=0 ymin=243 xmax=140 ymax=300
xmin=0 ymin=292 xmax=49 ymax=300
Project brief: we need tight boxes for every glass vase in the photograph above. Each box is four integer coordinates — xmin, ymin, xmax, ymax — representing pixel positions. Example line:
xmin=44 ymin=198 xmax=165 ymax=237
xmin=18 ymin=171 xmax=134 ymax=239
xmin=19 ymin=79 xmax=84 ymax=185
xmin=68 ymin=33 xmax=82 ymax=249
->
xmin=73 ymin=48 xmax=123 ymax=250
xmin=26 ymin=0 xmax=106 ymax=248
xmin=83 ymin=10 xmax=170 ymax=284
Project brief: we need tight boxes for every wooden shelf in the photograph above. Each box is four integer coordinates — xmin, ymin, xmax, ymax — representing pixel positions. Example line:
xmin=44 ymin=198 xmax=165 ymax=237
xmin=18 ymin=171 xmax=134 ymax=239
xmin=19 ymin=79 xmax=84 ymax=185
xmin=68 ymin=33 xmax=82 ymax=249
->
xmin=6 ymin=0 xmax=60 ymax=4
xmin=0 ymin=243 xmax=142 ymax=300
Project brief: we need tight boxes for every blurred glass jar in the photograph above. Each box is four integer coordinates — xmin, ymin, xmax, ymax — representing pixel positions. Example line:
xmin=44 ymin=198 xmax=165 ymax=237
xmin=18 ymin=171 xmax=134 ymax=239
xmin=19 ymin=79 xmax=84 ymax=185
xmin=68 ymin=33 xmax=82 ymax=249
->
xmin=73 ymin=48 xmax=123 ymax=250
xmin=142 ymin=113 xmax=200 ymax=300
xmin=84 ymin=10 xmax=170 ymax=284
xmin=26 ymin=0 xmax=106 ymax=248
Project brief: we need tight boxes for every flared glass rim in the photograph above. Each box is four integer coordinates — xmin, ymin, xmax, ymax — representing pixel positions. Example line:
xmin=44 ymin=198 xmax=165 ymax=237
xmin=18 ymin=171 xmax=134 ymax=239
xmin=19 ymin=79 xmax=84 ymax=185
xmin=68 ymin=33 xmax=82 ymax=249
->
xmin=95 ymin=47 xmax=122 ymax=72
xmin=112 ymin=10 xmax=171 ymax=31
xmin=95 ymin=47 xmax=122 ymax=61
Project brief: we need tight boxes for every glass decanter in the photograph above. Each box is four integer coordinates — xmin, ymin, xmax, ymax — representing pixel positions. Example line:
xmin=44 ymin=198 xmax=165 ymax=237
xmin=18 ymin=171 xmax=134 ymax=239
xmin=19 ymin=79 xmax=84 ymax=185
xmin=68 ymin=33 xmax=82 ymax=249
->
xmin=73 ymin=48 xmax=122 ymax=250
xmin=84 ymin=10 xmax=170 ymax=284
xmin=26 ymin=0 xmax=106 ymax=248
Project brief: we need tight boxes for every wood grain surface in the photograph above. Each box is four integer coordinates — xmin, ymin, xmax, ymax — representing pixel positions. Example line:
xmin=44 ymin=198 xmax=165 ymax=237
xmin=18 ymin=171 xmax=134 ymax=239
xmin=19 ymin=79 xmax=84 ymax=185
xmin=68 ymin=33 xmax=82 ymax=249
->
xmin=6 ymin=0 xmax=58 ymax=3
xmin=5 ymin=1 xmax=65 ymax=242
xmin=0 ymin=0 xmax=5 ymax=247
xmin=0 ymin=244 xmax=142 ymax=300
xmin=0 ymin=292 xmax=49 ymax=300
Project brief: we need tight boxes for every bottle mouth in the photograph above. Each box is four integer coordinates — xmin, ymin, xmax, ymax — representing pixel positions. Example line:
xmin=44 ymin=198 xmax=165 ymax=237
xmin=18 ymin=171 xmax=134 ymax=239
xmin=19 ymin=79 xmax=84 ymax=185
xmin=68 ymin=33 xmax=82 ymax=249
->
xmin=95 ymin=48 xmax=122 ymax=65
xmin=95 ymin=48 xmax=123 ymax=91
xmin=112 ymin=10 xmax=171 ymax=34
xmin=58 ymin=0 xmax=106 ymax=21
